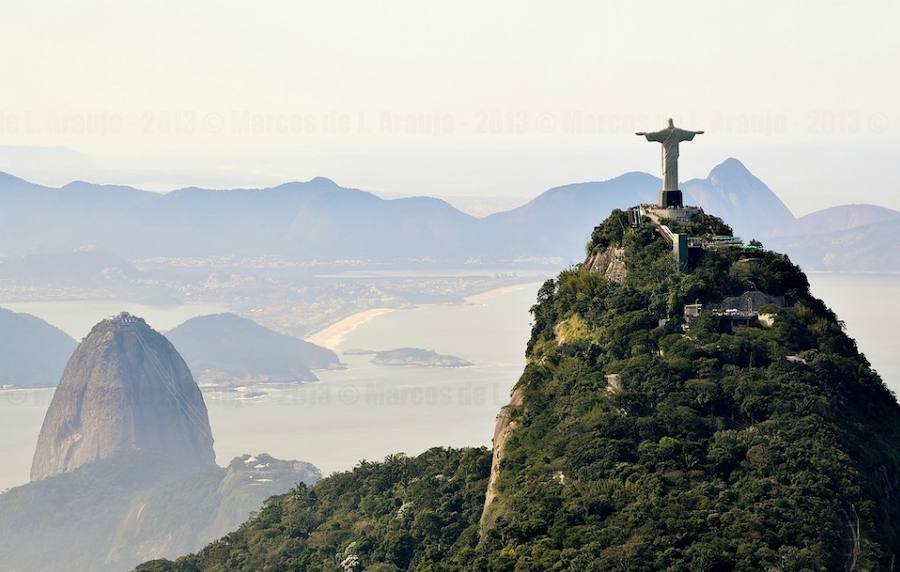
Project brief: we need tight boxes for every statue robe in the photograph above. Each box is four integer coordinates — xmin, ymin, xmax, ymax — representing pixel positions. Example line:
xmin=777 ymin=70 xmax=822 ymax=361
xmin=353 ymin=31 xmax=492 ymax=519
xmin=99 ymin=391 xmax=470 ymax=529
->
xmin=641 ymin=127 xmax=699 ymax=191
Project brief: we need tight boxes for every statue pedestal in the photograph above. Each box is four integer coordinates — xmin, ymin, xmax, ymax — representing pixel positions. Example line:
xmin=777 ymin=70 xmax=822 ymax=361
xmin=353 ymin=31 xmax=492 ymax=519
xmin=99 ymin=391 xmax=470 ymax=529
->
xmin=658 ymin=189 xmax=683 ymax=208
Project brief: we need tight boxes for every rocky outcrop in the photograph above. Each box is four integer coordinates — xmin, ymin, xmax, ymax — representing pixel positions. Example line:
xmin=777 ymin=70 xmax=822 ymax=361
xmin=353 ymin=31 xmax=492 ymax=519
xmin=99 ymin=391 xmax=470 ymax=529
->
xmin=30 ymin=313 xmax=215 ymax=481
xmin=479 ymin=386 xmax=524 ymax=536
xmin=582 ymin=246 xmax=627 ymax=283
xmin=0 ymin=312 xmax=324 ymax=572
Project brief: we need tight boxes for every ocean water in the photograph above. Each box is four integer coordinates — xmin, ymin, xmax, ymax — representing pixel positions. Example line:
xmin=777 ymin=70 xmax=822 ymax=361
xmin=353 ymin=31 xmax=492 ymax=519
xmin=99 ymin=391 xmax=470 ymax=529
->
xmin=0 ymin=388 xmax=54 ymax=491
xmin=1 ymin=275 xmax=898 ymax=492
xmin=0 ymin=299 xmax=229 ymax=491
xmin=0 ymin=285 xmax=537 ymax=491
xmin=806 ymin=273 xmax=899 ymax=387
xmin=204 ymin=284 xmax=537 ymax=477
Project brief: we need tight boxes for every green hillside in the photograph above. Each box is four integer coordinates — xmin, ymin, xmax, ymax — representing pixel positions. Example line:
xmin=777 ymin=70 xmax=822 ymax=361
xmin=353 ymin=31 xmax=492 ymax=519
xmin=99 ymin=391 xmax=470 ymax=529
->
xmin=140 ymin=210 xmax=900 ymax=571
xmin=138 ymin=448 xmax=492 ymax=572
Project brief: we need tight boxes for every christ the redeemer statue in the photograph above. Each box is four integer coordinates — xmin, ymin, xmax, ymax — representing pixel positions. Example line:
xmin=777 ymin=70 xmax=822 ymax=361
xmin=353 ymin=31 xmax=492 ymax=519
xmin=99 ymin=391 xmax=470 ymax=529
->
xmin=636 ymin=118 xmax=703 ymax=208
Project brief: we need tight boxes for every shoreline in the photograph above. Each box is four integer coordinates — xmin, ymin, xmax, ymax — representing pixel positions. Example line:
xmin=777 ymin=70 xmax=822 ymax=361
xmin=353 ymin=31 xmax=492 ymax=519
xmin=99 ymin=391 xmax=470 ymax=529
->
xmin=304 ymin=281 xmax=542 ymax=352
xmin=464 ymin=281 xmax=541 ymax=304
xmin=304 ymin=308 xmax=397 ymax=350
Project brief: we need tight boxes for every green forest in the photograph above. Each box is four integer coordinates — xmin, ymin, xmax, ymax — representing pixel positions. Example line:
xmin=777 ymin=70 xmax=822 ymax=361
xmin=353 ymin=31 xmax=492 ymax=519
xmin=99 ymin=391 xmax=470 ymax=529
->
xmin=140 ymin=210 xmax=900 ymax=571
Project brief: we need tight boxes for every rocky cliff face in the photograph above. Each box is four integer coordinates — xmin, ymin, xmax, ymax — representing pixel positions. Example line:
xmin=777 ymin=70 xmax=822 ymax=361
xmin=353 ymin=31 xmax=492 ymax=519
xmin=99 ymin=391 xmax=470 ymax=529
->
xmin=479 ymin=386 xmax=523 ymax=535
xmin=582 ymin=246 xmax=627 ymax=283
xmin=30 ymin=313 xmax=215 ymax=481
xmin=479 ymin=240 xmax=629 ymax=537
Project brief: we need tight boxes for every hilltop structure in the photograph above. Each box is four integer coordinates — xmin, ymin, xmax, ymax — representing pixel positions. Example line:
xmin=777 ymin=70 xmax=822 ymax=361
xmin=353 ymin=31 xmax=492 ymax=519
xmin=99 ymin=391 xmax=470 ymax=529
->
xmin=636 ymin=117 xmax=704 ymax=209
xmin=627 ymin=120 xmax=768 ymax=271
xmin=627 ymin=119 xmax=705 ymax=269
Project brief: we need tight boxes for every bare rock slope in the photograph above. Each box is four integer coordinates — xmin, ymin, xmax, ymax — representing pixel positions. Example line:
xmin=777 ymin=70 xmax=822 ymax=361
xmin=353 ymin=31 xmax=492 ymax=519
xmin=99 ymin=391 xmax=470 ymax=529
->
xmin=30 ymin=312 xmax=215 ymax=481
xmin=2 ymin=312 xmax=321 ymax=572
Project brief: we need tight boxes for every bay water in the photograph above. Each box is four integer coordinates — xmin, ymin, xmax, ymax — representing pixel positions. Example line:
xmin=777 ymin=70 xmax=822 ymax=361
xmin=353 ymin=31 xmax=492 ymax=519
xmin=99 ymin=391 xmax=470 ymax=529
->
xmin=1 ymin=275 xmax=898 ymax=492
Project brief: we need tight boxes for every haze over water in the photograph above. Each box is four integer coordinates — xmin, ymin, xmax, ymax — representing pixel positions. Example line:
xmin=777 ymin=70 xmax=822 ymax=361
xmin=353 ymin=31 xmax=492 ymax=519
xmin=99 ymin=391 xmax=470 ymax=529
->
xmin=0 ymin=284 xmax=535 ymax=491
xmin=1 ymin=275 xmax=898 ymax=493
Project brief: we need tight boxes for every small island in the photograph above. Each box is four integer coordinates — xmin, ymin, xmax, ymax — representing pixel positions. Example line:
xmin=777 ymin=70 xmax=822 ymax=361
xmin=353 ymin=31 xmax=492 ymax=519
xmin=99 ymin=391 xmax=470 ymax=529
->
xmin=346 ymin=347 xmax=473 ymax=368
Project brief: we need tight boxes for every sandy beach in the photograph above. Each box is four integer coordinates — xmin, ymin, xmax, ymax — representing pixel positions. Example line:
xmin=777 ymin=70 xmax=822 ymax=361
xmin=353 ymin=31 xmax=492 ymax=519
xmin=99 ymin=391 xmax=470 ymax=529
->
xmin=304 ymin=282 xmax=542 ymax=352
xmin=304 ymin=308 xmax=396 ymax=350
xmin=464 ymin=281 xmax=541 ymax=304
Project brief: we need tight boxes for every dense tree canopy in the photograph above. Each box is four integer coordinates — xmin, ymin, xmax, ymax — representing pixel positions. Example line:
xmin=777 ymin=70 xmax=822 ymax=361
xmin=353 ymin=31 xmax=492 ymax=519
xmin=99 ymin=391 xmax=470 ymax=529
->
xmin=142 ymin=212 xmax=900 ymax=571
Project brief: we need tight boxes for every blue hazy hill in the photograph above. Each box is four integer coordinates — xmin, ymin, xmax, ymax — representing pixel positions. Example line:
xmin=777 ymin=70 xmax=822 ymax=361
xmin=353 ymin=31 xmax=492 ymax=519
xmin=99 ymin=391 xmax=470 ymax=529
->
xmin=0 ymin=159 xmax=894 ymax=270
xmin=0 ymin=308 xmax=76 ymax=388
xmin=166 ymin=313 xmax=341 ymax=384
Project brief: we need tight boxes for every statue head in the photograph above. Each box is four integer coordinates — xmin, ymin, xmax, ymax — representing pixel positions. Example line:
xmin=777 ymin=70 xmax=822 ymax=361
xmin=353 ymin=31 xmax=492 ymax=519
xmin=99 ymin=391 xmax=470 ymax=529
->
xmin=667 ymin=118 xmax=674 ymax=128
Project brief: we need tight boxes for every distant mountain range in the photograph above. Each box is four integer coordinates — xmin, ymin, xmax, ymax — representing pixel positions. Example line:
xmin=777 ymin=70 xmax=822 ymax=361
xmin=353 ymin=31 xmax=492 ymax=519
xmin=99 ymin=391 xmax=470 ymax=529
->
xmin=791 ymin=203 xmax=900 ymax=236
xmin=484 ymin=158 xmax=795 ymax=259
xmin=766 ymin=204 xmax=900 ymax=272
xmin=0 ymin=160 xmax=896 ymax=271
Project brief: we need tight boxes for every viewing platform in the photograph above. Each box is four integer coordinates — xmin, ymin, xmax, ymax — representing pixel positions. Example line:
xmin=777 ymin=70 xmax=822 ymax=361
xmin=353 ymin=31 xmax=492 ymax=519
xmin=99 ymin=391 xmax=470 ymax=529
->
xmin=634 ymin=203 xmax=703 ymax=226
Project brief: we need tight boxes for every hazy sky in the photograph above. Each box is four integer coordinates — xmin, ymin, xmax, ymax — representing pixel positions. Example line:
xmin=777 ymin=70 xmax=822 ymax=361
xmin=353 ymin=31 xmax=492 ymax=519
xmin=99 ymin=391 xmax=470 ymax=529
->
xmin=1 ymin=0 xmax=898 ymax=215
